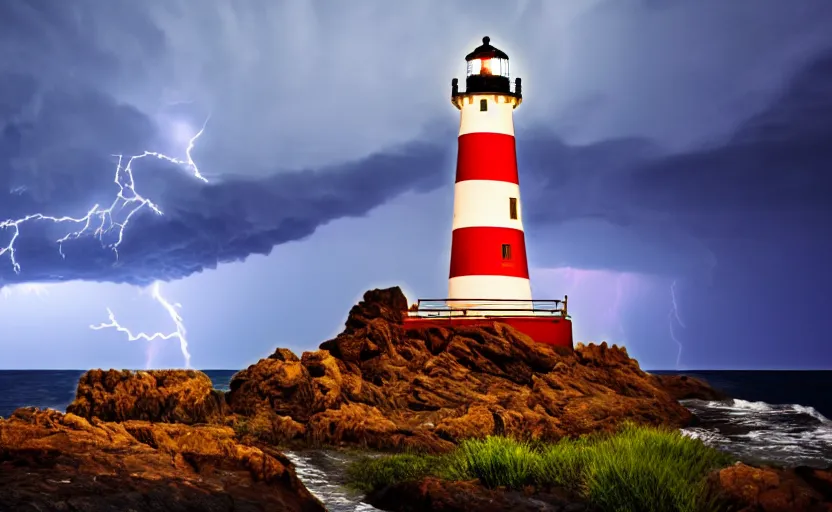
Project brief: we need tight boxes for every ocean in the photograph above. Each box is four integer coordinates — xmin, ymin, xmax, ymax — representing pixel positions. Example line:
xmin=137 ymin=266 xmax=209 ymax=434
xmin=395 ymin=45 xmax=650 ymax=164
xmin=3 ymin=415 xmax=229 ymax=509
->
xmin=1 ymin=369 xmax=830 ymax=511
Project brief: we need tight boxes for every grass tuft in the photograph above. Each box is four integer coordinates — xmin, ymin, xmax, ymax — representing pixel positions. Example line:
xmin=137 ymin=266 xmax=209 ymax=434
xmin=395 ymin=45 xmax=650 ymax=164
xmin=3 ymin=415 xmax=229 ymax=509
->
xmin=449 ymin=436 xmax=538 ymax=488
xmin=346 ymin=453 xmax=448 ymax=492
xmin=346 ymin=422 xmax=734 ymax=512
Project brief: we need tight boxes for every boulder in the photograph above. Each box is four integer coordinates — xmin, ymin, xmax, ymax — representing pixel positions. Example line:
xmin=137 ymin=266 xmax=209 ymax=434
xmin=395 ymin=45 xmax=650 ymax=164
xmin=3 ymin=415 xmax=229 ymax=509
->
xmin=710 ymin=462 xmax=832 ymax=511
xmin=67 ymin=369 xmax=227 ymax=424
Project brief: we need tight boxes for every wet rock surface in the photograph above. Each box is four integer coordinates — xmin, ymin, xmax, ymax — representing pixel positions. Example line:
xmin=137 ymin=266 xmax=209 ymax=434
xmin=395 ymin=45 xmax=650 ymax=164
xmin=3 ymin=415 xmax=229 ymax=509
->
xmin=0 ymin=407 xmax=325 ymax=512
xmin=710 ymin=462 xmax=832 ymax=511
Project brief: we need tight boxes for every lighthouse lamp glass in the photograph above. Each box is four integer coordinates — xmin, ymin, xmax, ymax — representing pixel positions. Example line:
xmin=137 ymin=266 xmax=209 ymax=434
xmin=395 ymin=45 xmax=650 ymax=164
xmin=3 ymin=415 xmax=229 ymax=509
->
xmin=467 ymin=58 xmax=510 ymax=78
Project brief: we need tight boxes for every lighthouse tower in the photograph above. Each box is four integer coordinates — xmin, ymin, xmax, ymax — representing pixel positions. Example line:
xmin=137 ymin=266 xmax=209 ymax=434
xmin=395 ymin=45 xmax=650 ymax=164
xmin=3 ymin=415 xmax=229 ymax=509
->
xmin=448 ymin=37 xmax=530 ymax=310
xmin=402 ymin=36 xmax=572 ymax=350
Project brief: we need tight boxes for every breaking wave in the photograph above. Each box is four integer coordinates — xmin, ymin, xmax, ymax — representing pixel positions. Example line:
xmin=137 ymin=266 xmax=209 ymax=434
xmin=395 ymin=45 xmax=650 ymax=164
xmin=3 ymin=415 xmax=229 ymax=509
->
xmin=681 ymin=398 xmax=832 ymax=468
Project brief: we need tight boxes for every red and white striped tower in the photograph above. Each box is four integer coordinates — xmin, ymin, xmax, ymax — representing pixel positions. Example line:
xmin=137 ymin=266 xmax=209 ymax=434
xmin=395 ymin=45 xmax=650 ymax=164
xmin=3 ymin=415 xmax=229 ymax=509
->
xmin=448 ymin=37 xmax=530 ymax=311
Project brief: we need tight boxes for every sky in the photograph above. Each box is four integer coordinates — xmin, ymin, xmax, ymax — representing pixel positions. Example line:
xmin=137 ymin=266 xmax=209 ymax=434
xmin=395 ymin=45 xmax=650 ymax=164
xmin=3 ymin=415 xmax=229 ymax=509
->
xmin=1 ymin=0 xmax=831 ymax=371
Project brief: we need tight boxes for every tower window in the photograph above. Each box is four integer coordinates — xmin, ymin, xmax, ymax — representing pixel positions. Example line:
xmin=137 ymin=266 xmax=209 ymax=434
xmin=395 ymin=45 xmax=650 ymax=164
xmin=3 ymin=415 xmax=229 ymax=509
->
xmin=480 ymin=99 xmax=488 ymax=111
xmin=509 ymin=197 xmax=518 ymax=220
xmin=501 ymin=244 xmax=512 ymax=260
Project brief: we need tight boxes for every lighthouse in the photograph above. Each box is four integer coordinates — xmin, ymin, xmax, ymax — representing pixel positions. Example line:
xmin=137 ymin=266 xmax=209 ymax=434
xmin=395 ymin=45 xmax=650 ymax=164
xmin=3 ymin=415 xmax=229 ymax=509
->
xmin=448 ymin=36 xmax=530 ymax=311
xmin=404 ymin=36 xmax=573 ymax=349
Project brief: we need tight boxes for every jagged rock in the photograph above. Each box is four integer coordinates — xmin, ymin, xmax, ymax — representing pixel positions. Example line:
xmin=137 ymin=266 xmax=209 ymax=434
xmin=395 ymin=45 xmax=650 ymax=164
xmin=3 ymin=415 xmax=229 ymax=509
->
xmin=67 ymin=369 xmax=227 ymax=424
xmin=224 ymin=287 xmax=720 ymax=451
xmin=232 ymin=407 xmax=307 ymax=445
xmin=269 ymin=347 xmax=301 ymax=362
xmin=710 ymin=462 xmax=832 ymax=511
xmin=0 ymin=408 xmax=325 ymax=512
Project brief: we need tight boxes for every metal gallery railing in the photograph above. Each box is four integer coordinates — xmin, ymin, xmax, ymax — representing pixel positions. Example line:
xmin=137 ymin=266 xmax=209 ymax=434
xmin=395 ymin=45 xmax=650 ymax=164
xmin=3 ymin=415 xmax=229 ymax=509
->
xmin=407 ymin=296 xmax=568 ymax=318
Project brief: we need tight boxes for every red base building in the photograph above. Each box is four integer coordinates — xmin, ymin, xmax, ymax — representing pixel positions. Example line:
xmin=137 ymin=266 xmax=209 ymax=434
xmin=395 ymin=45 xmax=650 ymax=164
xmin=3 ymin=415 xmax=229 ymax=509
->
xmin=404 ymin=298 xmax=573 ymax=348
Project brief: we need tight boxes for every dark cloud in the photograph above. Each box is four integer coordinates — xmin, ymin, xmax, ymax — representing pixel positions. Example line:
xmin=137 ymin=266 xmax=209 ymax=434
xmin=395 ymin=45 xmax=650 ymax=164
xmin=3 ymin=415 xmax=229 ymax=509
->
xmin=0 ymin=79 xmax=450 ymax=286
xmin=518 ymin=48 xmax=832 ymax=266
xmin=0 ymin=70 xmax=667 ymax=288
xmin=4 ymin=48 xmax=831 ymax=289
xmin=630 ymin=50 xmax=832 ymax=221
xmin=0 ymin=2 xmax=460 ymax=287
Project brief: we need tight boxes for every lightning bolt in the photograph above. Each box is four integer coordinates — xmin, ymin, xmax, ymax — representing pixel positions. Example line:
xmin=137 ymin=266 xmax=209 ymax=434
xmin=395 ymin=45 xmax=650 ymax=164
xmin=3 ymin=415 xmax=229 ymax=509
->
xmin=0 ymin=117 xmax=209 ymax=273
xmin=669 ymin=279 xmax=686 ymax=369
xmin=2 ymin=117 xmax=209 ymax=368
xmin=89 ymin=281 xmax=191 ymax=369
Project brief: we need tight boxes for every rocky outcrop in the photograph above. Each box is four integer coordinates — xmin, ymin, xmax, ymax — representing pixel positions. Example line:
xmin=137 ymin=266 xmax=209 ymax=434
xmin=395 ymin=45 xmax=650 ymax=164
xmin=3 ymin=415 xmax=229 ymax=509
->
xmin=651 ymin=373 xmax=728 ymax=401
xmin=67 ymin=369 xmax=227 ymax=424
xmin=225 ymin=287 xmax=720 ymax=452
xmin=0 ymin=407 xmax=325 ymax=512
xmin=710 ymin=463 xmax=832 ymax=511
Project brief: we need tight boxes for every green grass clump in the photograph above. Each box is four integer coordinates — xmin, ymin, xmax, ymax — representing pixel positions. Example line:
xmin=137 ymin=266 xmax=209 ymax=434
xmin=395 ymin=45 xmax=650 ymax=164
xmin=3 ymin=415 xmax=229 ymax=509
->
xmin=449 ymin=435 xmax=539 ymax=488
xmin=346 ymin=423 xmax=735 ymax=512
xmin=577 ymin=423 xmax=733 ymax=512
xmin=535 ymin=436 xmax=592 ymax=491
xmin=346 ymin=453 xmax=450 ymax=492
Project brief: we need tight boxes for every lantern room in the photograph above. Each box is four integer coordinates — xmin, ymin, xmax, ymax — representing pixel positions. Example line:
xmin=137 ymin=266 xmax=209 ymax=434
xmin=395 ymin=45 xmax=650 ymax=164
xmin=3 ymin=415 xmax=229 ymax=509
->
xmin=466 ymin=36 xmax=510 ymax=78
xmin=452 ymin=36 xmax=522 ymax=108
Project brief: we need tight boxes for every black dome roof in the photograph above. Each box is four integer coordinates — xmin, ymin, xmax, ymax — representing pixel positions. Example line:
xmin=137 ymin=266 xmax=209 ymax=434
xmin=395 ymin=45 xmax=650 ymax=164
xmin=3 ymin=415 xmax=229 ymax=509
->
xmin=464 ymin=36 xmax=509 ymax=61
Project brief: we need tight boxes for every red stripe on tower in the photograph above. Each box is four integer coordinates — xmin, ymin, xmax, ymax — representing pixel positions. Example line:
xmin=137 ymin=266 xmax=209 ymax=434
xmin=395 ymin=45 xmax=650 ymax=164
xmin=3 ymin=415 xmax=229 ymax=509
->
xmin=449 ymin=227 xmax=529 ymax=279
xmin=455 ymin=133 xmax=519 ymax=183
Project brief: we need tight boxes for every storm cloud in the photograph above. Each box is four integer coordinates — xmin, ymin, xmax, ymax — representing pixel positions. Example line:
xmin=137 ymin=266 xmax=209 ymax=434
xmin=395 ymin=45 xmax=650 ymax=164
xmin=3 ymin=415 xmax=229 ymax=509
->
xmin=3 ymin=0 xmax=832 ymax=370
xmin=0 ymin=85 xmax=451 ymax=285
xmin=518 ymin=48 xmax=832 ymax=278
xmin=3 ymin=45 xmax=832 ymax=288
xmin=0 ymin=0 xmax=829 ymax=288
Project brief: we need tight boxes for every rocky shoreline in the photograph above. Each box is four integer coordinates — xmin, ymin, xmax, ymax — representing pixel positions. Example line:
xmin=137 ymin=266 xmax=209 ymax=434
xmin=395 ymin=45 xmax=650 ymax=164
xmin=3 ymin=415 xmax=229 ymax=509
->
xmin=1 ymin=287 xmax=830 ymax=511
xmin=359 ymin=462 xmax=832 ymax=512
xmin=0 ymin=407 xmax=324 ymax=511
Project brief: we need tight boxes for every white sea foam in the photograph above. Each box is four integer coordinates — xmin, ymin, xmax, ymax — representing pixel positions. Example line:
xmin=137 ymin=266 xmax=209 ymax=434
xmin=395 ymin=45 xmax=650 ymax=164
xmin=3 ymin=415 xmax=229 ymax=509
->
xmin=681 ymin=398 xmax=832 ymax=468
xmin=681 ymin=427 xmax=731 ymax=444
xmin=793 ymin=404 xmax=830 ymax=423
xmin=701 ymin=399 xmax=774 ymax=412
xmin=284 ymin=450 xmax=383 ymax=512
